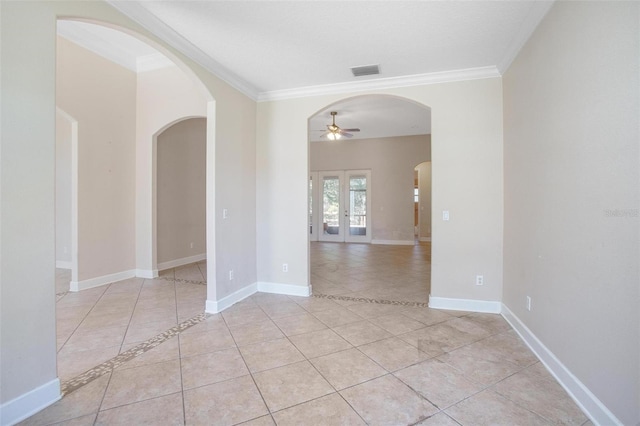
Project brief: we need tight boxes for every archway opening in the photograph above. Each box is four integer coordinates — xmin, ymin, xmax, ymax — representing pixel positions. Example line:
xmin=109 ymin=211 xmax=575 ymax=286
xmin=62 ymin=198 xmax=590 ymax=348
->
xmin=54 ymin=18 xmax=216 ymax=383
xmin=308 ymin=94 xmax=431 ymax=303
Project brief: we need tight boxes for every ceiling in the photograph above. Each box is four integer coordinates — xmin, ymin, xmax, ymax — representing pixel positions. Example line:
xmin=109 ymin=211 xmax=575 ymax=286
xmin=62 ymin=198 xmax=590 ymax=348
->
xmin=309 ymin=96 xmax=430 ymax=142
xmin=107 ymin=0 xmax=554 ymax=100
xmin=58 ymin=1 xmax=554 ymax=139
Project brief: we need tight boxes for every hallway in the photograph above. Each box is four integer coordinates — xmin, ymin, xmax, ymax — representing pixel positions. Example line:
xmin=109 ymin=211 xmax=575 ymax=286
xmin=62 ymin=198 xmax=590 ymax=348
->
xmin=22 ymin=245 xmax=589 ymax=425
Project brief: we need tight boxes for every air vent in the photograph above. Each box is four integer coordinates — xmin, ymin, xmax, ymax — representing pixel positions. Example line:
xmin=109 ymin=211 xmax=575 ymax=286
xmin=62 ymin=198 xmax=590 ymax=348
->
xmin=350 ymin=64 xmax=380 ymax=77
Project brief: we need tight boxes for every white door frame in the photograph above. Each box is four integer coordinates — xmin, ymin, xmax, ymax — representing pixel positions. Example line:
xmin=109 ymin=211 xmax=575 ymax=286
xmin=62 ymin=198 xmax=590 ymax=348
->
xmin=315 ymin=169 xmax=372 ymax=243
xmin=344 ymin=169 xmax=372 ymax=244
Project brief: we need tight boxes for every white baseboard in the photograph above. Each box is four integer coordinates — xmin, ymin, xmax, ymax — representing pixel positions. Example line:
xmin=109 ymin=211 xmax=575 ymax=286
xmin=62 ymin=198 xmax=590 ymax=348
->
xmin=371 ymin=239 xmax=415 ymax=246
xmin=501 ymin=304 xmax=621 ymax=426
xmin=206 ymin=282 xmax=257 ymax=314
xmin=135 ymin=269 xmax=158 ymax=279
xmin=418 ymin=237 xmax=431 ymax=242
xmin=70 ymin=269 xmax=136 ymax=292
xmin=205 ymin=281 xmax=312 ymax=314
xmin=0 ymin=378 xmax=61 ymax=426
xmin=55 ymin=260 xmax=72 ymax=269
xmin=429 ymin=296 xmax=501 ymax=313
xmin=157 ymin=253 xmax=206 ymax=272
xmin=257 ymin=281 xmax=312 ymax=297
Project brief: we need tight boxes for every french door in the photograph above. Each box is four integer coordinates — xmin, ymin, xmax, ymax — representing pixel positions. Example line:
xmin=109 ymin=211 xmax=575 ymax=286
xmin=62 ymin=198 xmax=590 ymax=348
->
xmin=310 ymin=170 xmax=371 ymax=243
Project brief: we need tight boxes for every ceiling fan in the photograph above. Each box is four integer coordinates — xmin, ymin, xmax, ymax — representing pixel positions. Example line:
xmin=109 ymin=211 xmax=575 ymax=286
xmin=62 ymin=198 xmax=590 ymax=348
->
xmin=320 ymin=111 xmax=360 ymax=140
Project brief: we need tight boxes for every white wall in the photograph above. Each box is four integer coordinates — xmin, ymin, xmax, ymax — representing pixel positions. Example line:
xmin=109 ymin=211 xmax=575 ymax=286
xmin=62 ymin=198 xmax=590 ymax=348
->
xmin=257 ymin=85 xmax=503 ymax=304
xmin=57 ymin=35 xmax=137 ymax=282
xmin=0 ymin=2 xmax=257 ymax=422
xmin=311 ymin=135 xmax=430 ymax=243
xmin=157 ymin=118 xmax=206 ymax=265
xmin=55 ymin=110 xmax=72 ymax=266
xmin=503 ymin=2 xmax=639 ymax=424
xmin=135 ymin=65 xmax=208 ymax=276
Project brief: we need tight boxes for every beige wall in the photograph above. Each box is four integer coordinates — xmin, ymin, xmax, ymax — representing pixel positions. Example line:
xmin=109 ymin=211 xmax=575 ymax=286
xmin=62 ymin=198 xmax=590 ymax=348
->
xmin=257 ymin=84 xmax=504 ymax=301
xmin=157 ymin=118 xmax=206 ymax=265
xmin=135 ymin=65 xmax=208 ymax=275
xmin=503 ymin=2 xmax=639 ymax=424
xmin=55 ymin=110 xmax=73 ymax=265
xmin=416 ymin=161 xmax=432 ymax=239
xmin=57 ymin=35 xmax=137 ymax=281
xmin=1 ymin=1 xmax=257 ymax=417
xmin=311 ymin=135 xmax=430 ymax=242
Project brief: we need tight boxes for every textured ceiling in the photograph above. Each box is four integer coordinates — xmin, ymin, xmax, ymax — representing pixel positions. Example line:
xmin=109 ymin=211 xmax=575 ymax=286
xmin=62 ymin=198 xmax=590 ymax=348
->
xmin=109 ymin=0 xmax=554 ymax=99
xmin=309 ymin=96 xmax=430 ymax=142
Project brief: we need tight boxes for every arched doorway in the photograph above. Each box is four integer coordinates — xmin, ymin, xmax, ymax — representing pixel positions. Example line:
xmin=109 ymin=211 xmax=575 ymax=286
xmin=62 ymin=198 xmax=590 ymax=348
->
xmin=54 ymin=18 xmax=216 ymax=383
xmin=308 ymin=95 xmax=431 ymax=303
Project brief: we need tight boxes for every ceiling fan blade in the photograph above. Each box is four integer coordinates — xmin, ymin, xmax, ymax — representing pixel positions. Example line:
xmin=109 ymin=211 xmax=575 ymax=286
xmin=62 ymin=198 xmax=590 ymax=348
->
xmin=341 ymin=128 xmax=360 ymax=132
xmin=340 ymin=132 xmax=354 ymax=138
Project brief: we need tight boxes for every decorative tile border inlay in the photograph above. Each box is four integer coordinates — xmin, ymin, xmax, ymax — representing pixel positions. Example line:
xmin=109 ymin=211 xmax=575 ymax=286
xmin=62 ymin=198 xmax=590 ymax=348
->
xmin=60 ymin=313 xmax=207 ymax=396
xmin=156 ymin=275 xmax=207 ymax=286
xmin=313 ymin=293 xmax=429 ymax=308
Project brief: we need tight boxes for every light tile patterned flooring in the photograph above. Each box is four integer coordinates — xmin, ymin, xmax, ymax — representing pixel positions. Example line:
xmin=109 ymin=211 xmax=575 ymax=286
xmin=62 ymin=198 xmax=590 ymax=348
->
xmin=22 ymin=243 xmax=590 ymax=425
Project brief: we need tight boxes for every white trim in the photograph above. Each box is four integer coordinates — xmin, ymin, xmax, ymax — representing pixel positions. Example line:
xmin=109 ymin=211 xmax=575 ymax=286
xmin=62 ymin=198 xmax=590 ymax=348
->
xmin=258 ymin=66 xmax=501 ymax=102
xmin=418 ymin=237 xmax=431 ymax=242
xmin=135 ymin=269 xmax=158 ymax=279
xmin=429 ymin=296 xmax=501 ymax=313
xmin=157 ymin=253 xmax=206 ymax=272
xmin=497 ymin=1 xmax=555 ymax=74
xmin=206 ymin=282 xmax=257 ymax=314
xmin=257 ymin=282 xmax=312 ymax=297
xmin=55 ymin=260 xmax=72 ymax=269
xmin=70 ymin=269 xmax=136 ymax=292
xmin=57 ymin=21 xmax=137 ymax=72
xmin=137 ymin=53 xmax=175 ymax=73
xmin=0 ymin=378 xmax=61 ymax=426
xmin=371 ymin=239 xmax=415 ymax=246
xmin=501 ymin=304 xmax=622 ymax=426
xmin=204 ymin=282 xmax=312 ymax=314
xmin=106 ymin=1 xmax=259 ymax=99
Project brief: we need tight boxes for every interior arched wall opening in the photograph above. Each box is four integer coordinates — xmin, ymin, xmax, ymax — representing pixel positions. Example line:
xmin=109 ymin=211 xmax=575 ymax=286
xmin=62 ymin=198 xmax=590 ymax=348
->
xmin=306 ymin=94 xmax=431 ymax=301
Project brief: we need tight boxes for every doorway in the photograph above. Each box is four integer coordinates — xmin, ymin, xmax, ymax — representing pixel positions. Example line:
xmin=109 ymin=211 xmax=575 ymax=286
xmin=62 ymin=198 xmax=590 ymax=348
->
xmin=308 ymin=95 xmax=431 ymax=304
xmin=314 ymin=170 xmax=372 ymax=243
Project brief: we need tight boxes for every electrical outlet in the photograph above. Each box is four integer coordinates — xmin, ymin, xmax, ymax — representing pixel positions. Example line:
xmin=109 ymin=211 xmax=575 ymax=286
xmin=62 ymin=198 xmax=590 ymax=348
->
xmin=223 ymin=209 xmax=229 ymax=219
xmin=476 ymin=275 xmax=484 ymax=286
xmin=282 ymin=263 xmax=288 ymax=273
xmin=190 ymin=242 xmax=194 ymax=249
xmin=526 ymin=296 xmax=532 ymax=311
xmin=229 ymin=270 xmax=234 ymax=280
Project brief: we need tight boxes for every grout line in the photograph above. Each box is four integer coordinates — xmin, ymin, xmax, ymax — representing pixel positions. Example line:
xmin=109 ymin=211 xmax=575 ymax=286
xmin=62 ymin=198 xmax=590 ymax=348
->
xmin=172 ymin=278 xmax=188 ymax=426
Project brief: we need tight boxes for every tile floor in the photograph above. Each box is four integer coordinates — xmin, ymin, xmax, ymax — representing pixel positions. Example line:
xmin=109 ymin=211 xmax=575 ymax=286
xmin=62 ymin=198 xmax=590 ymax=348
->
xmin=21 ymin=244 xmax=590 ymax=425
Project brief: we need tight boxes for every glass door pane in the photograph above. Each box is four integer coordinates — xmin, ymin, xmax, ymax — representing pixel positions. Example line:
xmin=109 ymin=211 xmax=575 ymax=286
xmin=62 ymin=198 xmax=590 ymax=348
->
xmin=349 ymin=176 xmax=367 ymax=236
xmin=319 ymin=172 xmax=344 ymax=242
xmin=345 ymin=170 xmax=371 ymax=243
xmin=309 ymin=172 xmax=319 ymax=241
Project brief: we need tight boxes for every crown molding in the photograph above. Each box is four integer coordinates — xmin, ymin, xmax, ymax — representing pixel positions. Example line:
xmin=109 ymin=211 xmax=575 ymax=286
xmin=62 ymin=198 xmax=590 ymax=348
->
xmin=497 ymin=0 xmax=555 ymax=74
xmin=106 ymin=0 xmax=260 ymax=100
xmin=257 ymin=66 xmax=501 ymax=102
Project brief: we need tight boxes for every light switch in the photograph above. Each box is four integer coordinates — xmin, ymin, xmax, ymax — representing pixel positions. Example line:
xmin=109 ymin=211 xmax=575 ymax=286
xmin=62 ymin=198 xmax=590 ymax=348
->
xmin=443 ymin=210 xmax=450 ymax=221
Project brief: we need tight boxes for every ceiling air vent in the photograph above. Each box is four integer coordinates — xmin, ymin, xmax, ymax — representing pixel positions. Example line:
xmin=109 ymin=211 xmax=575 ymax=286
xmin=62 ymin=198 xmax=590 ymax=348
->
xmin=350 ymin=64 xmax=380 ymax=77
